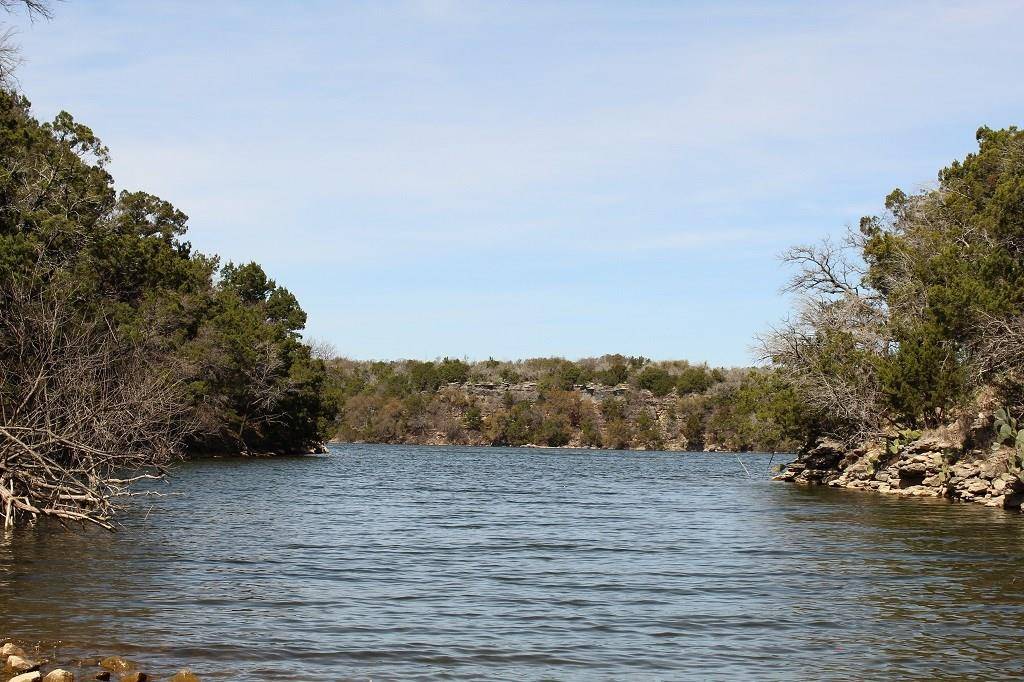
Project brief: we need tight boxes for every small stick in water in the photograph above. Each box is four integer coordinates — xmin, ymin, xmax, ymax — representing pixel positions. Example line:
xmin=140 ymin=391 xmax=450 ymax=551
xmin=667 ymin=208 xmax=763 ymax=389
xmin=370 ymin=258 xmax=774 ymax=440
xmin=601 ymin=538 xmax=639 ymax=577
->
xmin=735 ymin=453 xmax=752 ymax=479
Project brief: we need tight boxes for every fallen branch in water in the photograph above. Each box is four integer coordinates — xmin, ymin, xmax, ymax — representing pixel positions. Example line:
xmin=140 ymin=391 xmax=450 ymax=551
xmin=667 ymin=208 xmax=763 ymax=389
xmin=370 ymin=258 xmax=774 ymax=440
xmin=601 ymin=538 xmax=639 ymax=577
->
xmin=1 ymin=278 xmax=191 ymax=530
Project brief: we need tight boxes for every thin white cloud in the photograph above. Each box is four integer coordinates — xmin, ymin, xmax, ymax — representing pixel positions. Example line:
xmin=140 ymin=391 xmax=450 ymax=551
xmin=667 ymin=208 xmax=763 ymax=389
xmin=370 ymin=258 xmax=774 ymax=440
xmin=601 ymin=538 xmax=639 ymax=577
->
xmin=5 ymin=0 xmax=1022 ymax=361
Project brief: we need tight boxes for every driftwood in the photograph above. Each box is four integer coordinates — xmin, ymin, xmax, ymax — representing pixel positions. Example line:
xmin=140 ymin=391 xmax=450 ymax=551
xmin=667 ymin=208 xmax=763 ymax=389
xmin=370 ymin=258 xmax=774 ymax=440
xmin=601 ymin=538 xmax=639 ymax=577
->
xmin=1 ymin=278 xmax=191 ymax=530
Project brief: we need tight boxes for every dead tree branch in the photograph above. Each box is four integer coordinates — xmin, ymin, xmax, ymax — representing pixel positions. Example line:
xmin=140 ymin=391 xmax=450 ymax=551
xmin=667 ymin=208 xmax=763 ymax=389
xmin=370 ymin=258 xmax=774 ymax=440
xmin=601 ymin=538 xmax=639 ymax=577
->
xmin=1 ymin=277 xmax=191 ymax=530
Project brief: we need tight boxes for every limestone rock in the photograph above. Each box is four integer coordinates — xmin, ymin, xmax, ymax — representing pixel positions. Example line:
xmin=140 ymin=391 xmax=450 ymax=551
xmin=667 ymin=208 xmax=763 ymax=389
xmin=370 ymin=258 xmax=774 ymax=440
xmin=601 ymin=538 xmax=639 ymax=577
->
xmin=7 ymin=655 xmax=41 ymax=673
xmin=9 ymin=672 xmax=42 ymax=682
xmin=964 ymin=478 xmax=989 ymax=495
xmin=779 ymin=438 xmax=848 ymax=484
xmin=906 ymin=433 xmax=958 ymax=454
xmin=897 ymin=460 xmax=930 ymax=476
xmin=898 ymin=485 xmax=937 ymax=497
xmin=846 ymin=464 xmax=873 ymax=481
xmin=980 ymin=460 xmax=1009 ymax=480
xmin=951 ymin=463 xmax=978 ymax=478
xmin=773 ymin=419 xmax=1024 ymax=511
xmin=1 ymin=644 xmax=26 ymax=658
xmin=1002 ymin=473 xmax=1024 ymax=492
xmin=43 ymin=670 xmax=74 ymax=682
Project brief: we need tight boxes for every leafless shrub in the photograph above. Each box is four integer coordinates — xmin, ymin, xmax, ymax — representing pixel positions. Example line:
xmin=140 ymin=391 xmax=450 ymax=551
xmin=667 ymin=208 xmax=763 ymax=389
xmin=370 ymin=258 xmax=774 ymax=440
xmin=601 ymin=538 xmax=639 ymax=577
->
xmin=974 ymin=313 xmax=1024 ymax=388
xmin=306 ymin=337 xmax=338 ymax=362
xmin=233 ymin=340 xmax=292 ymax=449
xmin=0 ymin=277 xmax=192 ymax=530
xmin=0 ymin=27 xmax=21 ymax=85
xmin=761 ymin=295 xmax=888 ymax=444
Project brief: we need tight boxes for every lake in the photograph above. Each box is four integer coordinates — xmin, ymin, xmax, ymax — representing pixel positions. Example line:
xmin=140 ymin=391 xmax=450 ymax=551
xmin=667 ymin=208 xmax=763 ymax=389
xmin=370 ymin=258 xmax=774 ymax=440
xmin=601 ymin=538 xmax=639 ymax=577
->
xmin=3 ymin=444 xmax=1024 ymax=680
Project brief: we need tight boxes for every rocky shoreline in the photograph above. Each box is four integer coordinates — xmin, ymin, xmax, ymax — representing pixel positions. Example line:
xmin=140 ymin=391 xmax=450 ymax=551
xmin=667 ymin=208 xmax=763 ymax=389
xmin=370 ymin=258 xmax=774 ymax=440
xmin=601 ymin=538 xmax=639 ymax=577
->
xmin=2 ymin=642 xmax=199 ymax=682
xmin=775 ymin=407 xmax=1024 ymax=511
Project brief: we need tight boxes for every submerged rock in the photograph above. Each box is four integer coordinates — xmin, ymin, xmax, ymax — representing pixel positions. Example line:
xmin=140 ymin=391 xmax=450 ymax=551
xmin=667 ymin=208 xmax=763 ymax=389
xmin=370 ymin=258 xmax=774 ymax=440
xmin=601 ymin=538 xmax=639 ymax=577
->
xmin=98 ymin=658 xmax=134 ymax=674
xmin=94 ymin=673 xmax=110 ymax=681
xmin=43 ymin=670 xmax=74 ymax=682
xmin=170 ymin=671 xmax=200 ymax=682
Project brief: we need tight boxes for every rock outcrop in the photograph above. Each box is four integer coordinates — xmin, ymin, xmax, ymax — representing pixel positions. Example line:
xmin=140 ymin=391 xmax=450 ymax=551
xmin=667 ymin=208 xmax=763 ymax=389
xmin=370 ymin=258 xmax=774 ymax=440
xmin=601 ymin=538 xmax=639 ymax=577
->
xmin=776 ymin=410 xmax=1024 ymax=511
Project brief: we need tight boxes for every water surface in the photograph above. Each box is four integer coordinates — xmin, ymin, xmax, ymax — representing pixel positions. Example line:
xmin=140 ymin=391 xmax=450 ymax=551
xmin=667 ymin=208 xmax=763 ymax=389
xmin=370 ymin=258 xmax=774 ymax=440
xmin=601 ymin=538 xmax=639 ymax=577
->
xmin=3 ymin=444 xmax=1024 ymax=680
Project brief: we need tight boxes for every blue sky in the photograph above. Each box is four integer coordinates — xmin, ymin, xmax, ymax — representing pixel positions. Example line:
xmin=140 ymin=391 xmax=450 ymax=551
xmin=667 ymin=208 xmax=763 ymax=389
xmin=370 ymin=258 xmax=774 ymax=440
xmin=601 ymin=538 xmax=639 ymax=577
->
xmin=6 ymin=1 xmax=1023 ymax=365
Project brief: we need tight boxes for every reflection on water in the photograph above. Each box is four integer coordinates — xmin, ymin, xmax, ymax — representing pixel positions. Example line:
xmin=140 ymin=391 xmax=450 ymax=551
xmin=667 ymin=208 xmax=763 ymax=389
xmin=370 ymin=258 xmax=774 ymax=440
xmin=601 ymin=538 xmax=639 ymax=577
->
xmin=3 ymin=445 xmax=1024 ymax=680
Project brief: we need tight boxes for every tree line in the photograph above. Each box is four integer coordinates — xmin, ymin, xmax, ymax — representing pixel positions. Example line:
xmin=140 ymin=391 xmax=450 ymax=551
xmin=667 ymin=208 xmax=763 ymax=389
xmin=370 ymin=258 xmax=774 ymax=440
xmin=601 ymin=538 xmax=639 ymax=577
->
xmin=324 ymin=355 xmax=807 ymax=452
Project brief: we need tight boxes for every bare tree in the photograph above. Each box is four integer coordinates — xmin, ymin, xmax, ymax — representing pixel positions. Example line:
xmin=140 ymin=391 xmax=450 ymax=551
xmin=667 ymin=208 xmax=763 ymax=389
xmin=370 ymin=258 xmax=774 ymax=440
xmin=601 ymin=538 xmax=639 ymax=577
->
xmin=0 ymin=27 xmax=19 ymax=83
xmin=0 ymin=277 xmax=192 ymax=530
xmin=1 ymin=0 xmax=51 ymax=20
xmin=305 ymin=337 xmax=338 ymax=362
xmin=760 ymin=227 xmax=891 ymax=443
xmin=234 ymin=340 xmax=293 ymax=450
xmin=0 ymin=1 xmax=52 ymax=85
xmin=780 ymin=234 xmax=865 ymax=299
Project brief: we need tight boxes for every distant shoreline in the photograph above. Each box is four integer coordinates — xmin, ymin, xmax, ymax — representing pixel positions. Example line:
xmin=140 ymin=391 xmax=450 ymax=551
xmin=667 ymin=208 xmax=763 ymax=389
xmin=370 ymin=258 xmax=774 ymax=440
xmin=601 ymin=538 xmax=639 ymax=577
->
xmin=327 ymin=439 xmax=790 ymax=455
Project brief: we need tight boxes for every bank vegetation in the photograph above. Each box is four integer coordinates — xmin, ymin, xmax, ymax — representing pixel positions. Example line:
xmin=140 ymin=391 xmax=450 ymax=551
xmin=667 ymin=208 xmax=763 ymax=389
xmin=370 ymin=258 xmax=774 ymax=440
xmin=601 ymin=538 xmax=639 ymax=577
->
xmin=768 ymin=125 xmax=1024 ymax=502
xmin=323 ymin=355 xmax=807 ymax=452
xmin=0 ymin=2 xmax=335 ymax=529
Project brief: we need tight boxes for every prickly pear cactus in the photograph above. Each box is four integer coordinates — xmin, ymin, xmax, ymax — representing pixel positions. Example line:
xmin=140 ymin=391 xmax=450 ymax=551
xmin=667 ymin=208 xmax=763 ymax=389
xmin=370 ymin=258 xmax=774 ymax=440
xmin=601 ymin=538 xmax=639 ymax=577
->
xmin=886 ymin=428 xmax=922 ymax=456
xmin=993 ymin=407 xmax=1024 ymax=478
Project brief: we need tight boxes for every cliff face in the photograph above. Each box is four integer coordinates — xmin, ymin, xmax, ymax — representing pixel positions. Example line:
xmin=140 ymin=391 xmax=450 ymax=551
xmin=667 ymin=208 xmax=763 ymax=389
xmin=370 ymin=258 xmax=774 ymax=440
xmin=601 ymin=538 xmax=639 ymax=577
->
xmin=776 ymin=405 xmax=1024 ymax=511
